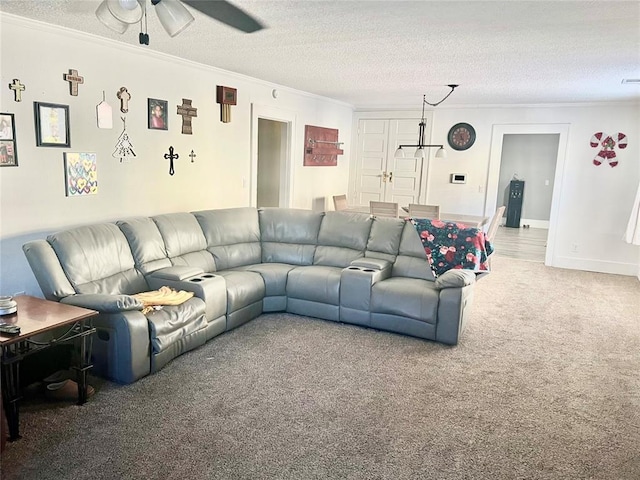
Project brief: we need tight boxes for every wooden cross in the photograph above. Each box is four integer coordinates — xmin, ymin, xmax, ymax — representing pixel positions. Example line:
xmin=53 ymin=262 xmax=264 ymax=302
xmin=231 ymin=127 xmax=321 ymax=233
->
xmin=117 ymin=87 xmax=131 ymax=113
xmin=63 ymin=69 xmax=84 ymax=96
xmin=189 ymin=150 xmax=196 ymax=163
xmin=164 ymin=146 xmax=179 ymax=176
xmin=177 ymin=99 xmax=197 ymax=135
xmin=9 ymin=79 xmax=25 ymax=102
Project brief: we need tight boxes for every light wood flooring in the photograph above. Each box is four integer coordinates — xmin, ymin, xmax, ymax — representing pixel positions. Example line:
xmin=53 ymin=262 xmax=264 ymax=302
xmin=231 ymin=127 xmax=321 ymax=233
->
xmin=492 ymin=225 xmax=548 ymax=262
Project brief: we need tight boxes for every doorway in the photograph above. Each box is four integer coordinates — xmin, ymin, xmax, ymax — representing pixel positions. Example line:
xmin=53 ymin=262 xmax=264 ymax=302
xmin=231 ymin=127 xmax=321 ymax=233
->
xmin=257 ymin=119 xmax=287 ymax=208
xmin=250 ymin=104 xmax=295 ymax=208
xmin=486 ymin=124 xmax=569 ymax=266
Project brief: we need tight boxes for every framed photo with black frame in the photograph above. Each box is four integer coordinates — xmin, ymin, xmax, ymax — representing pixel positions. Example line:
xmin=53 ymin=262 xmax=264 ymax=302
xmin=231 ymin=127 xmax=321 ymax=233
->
xmin=148 ymin=98 xmax=168 ymax=130
xmin=34 ymin=102 xmax=70 ymax=147
xmin=0 ymin=113 xmax=18 ymax=167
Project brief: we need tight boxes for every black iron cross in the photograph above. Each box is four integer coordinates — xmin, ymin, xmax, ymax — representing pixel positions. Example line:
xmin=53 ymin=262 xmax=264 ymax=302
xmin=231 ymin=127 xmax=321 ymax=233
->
xmin=189 ymin=150 xmax=196 ymax=163
xmin=164 ymin=146 xmax=179 ymax=176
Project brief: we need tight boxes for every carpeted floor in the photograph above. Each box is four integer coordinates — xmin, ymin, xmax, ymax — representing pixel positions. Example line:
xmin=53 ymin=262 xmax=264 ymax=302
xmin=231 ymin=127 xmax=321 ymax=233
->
xmin=1 ymin=256 xmax=639 ymax=480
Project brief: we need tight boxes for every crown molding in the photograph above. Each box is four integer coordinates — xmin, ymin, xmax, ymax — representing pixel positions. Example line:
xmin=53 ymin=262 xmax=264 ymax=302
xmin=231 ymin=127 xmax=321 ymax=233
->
xmin=0 ymin=12 xmax=354 ymax=110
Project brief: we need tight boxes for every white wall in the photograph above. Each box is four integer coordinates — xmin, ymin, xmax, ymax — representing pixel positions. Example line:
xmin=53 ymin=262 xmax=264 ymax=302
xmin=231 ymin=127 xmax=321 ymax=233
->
xmin=354 ymin=103 xmax=640 ymax=276
xmin=0 ymin=15 xmax=353 ymax=297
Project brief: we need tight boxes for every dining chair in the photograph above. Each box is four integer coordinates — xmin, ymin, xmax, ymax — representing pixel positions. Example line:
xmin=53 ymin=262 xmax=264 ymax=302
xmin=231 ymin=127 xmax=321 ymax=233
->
xmin=486 ymin=205 xmax=506 ymax=242
xmin=370 ymin=201 xmax=399 ymax=218
xmin=333 ymin=194 xmax=348 ymax=211
xmin=408 ymin=203 xmax=440 ymax=219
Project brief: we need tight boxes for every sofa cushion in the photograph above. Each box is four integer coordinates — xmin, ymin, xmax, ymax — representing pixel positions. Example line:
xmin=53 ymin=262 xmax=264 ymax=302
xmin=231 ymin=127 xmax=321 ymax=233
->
xmin=152 ymin=213 xmax=215 ymax=271
xmin=117 ymin=216 xmax=171 ymax=274
xmin=371 ymin=277 xmax=439 ymax=324
xmin=145 ymin=297 xmax=207 ymax=354
xmin=194 ymin=208 xmax=262 ymax=270
xmin=259 ymin=208 xmax=323 ymax=265
xmin=237 ymin=263 xmax=295 ymax=297
xmin=365 ymin=216 xmax=404 ymax=262
xmin=214 ymin=270 xmax=265 ymax=313
xmin=47 ymin=223 xmax=148 ymax=295
xmin=314 ymin=212 xmax=372 ymax=267
xmin=286 ymin=265 xmax=342 ymax=305
xmin=392 ymin=222 xmax=435 ymax=281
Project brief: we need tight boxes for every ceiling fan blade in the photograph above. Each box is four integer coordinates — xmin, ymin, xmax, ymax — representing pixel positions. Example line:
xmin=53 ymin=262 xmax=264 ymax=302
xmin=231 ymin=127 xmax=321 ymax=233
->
xmin=182 ymin=0 xmax=265 ymax=33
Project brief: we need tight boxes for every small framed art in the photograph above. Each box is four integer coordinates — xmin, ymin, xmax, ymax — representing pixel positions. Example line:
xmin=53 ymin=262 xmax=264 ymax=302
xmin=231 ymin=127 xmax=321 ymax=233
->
xmin=34 ymin=102 xmax=70 ymax=147
xmin=0 ymin=113 xmax=18 ymax=167
xmin=64 ymin=152 xmax=98 ymax=196
xmin=148 ymin=98 xmax=168 ymax=130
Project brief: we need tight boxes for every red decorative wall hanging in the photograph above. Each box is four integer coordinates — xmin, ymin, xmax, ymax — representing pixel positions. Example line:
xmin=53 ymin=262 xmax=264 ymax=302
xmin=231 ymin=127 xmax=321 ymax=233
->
xmin=590 ymin=132 xmax=627 ymax=167
xmin=304 ymin=125 xmax=343 ymax=166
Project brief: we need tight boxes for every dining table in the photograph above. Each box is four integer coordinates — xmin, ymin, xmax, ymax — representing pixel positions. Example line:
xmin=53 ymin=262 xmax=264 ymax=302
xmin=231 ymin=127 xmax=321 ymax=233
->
xmin=343 ymin=206 xmax=490 ymax=228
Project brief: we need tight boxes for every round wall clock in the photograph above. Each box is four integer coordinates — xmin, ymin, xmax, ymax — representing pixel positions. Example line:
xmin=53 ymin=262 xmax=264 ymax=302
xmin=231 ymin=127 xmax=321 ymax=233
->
xmin=447 ymin=123 xmax=476 ymax=151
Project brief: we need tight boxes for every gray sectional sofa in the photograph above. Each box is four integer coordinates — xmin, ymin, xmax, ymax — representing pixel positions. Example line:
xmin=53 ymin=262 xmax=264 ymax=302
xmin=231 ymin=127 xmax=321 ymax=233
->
xmin=23 ymin=207 xmax=477 ymax=384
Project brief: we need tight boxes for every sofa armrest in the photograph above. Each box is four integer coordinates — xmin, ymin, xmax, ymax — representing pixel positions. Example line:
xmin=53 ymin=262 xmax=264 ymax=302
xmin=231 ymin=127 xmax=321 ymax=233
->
xmin=434 ymin=269 xmax=476 ymax=289
xmin=349 ymin=258 xmax=392 ymax=270
xmin=146 ymin=266 xmax=205 ymax=282
xmin=60 ymin=293 xmax=143 ymax=313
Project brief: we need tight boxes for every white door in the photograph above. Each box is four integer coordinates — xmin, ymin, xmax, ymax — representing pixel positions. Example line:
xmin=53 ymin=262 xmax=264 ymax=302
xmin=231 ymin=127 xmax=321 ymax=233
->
xmin=354 ymin=118 xmax=423 ymax=206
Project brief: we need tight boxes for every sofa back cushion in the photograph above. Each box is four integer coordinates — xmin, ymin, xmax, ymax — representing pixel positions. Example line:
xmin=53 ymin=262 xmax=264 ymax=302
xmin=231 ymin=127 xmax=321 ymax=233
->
xmin=117 ymin=216 xmax=171 ymax=275
xmin=314 ymin=212 xmax=372 ymax=267
xmin=392 ymin=222 xmax=435 ymax=281
xmin=193 ymin=207 xmax=261 ymax=270
xmin=47 ymin=223 xmax=148 ymax=295
xmin=259 ymin=208 xmax=323 ymax=265
xmin=365 ymin=217 xmax=404 ymax=262
xmin=152 ymin=213 xmax=215 ymax=271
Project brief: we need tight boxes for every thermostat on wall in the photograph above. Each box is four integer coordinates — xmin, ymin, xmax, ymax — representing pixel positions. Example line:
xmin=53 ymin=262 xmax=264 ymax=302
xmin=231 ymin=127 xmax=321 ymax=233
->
xmin=450 ymin=173 xmax=467 ymax=184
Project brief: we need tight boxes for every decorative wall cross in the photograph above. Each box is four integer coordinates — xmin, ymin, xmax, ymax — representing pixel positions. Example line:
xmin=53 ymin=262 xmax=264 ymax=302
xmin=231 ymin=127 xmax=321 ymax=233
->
xmin=189 ymin=150 xmax=196 ymax=163
xmin=9 ymin=79 xmax=25 ymax=102
xmin=164 ymin=146 xmax=179 ymax=176
xmin=63 ymin=69 xmax=84 ymax=96
xmin=117 ymin=87 xmax=131 ymax=113
xmin=177 ymin=99 xmax=197 ymax=134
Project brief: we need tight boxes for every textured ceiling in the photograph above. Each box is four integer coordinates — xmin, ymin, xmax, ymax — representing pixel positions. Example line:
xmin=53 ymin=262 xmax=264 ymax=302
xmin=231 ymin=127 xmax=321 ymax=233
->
xmin=1 ymin=0 xmax=639 ymax=108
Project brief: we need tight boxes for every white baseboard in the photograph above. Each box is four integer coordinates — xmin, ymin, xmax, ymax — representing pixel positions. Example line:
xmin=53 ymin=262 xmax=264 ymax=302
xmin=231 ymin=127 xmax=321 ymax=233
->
xmin=552 ymin=256 xmax=639 ymax=277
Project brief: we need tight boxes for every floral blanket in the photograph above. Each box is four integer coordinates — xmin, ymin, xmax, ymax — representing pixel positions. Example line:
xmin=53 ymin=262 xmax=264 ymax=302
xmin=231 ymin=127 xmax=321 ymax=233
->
xmin=409 ymin=218 xmax=494 ymax=277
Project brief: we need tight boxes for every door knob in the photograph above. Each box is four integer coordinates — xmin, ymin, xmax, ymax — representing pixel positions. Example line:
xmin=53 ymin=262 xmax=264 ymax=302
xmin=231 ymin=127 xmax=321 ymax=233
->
xmin=388 ymin=172 xmax=393 ymax=182
xmin=382 ymin=171 xmax=388 ymax=183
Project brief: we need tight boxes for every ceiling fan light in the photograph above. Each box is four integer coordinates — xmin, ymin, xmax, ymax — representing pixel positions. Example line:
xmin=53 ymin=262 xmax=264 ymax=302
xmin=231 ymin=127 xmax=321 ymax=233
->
xmin=96 ymin=1 xmax=129 ymax=34
xmin=155 ymin=0 xmax=195 ymax=37
xmin=435 ymin=147 xmax=447 ymax=159
xmin=106 ymin=0 xmax=143 ymax=24
xmin=394 ymin=147 xmax=404 ymax=158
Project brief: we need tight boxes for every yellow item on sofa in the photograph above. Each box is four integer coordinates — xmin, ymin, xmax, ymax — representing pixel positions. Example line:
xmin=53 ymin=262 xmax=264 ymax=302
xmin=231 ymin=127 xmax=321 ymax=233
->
xmin=133 ymin=286 xmax=194 ymax=315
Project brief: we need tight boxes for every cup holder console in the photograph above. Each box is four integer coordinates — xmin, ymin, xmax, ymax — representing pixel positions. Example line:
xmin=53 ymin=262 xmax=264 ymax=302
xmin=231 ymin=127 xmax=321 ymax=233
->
xmin=190 ymin=273 xmax=218 ymax=283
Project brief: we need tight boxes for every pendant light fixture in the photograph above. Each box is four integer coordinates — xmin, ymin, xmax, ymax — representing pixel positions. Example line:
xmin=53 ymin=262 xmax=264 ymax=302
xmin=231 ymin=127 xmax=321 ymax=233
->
xmin=394 ymin=85 xmax=458 ymax=159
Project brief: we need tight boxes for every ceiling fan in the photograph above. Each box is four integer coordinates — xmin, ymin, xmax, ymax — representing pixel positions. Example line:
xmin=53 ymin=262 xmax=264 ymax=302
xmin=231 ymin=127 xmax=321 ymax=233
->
xmin=96 ymin=0 xmax=265 ymax=45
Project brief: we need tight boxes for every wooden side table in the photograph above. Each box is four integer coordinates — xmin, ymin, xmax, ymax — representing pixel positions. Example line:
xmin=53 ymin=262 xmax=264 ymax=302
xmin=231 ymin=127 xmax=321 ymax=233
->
xmin=0 ymin=295 xmax=97 ymax=441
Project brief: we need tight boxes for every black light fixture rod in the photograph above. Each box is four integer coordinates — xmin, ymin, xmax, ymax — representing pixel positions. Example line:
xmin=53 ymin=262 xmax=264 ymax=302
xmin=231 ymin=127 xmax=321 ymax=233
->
xmin=397 ymin=144 xmax=444 ymax=149
xmin=423 ymin=84 xmax=459 ymax=107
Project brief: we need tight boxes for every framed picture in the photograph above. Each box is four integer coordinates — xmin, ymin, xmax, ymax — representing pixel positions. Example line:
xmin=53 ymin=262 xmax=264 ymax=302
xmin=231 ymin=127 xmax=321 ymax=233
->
xmin=34 ymin=102 xmax=70 ymax=147
xmin=148 ymin=98 xmax=168 ymax=130
xmin=0 ymin=113 xmax=18 ymax=167
xmin=64 ymin=152 xmax=98 ymax=196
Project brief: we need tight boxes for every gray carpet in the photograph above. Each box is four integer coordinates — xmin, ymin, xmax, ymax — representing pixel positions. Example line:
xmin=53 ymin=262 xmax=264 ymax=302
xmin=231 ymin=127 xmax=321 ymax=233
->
xmin=1 ymin=256 xmax=639 ymax=480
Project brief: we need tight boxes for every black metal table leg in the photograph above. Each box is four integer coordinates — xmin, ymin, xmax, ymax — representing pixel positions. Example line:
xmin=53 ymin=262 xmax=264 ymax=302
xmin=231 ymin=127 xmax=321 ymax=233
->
xmin=72 ymin=320 xmax=94 ymax=405
xmin=1 ymin=346 xmax=22 ymax=441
